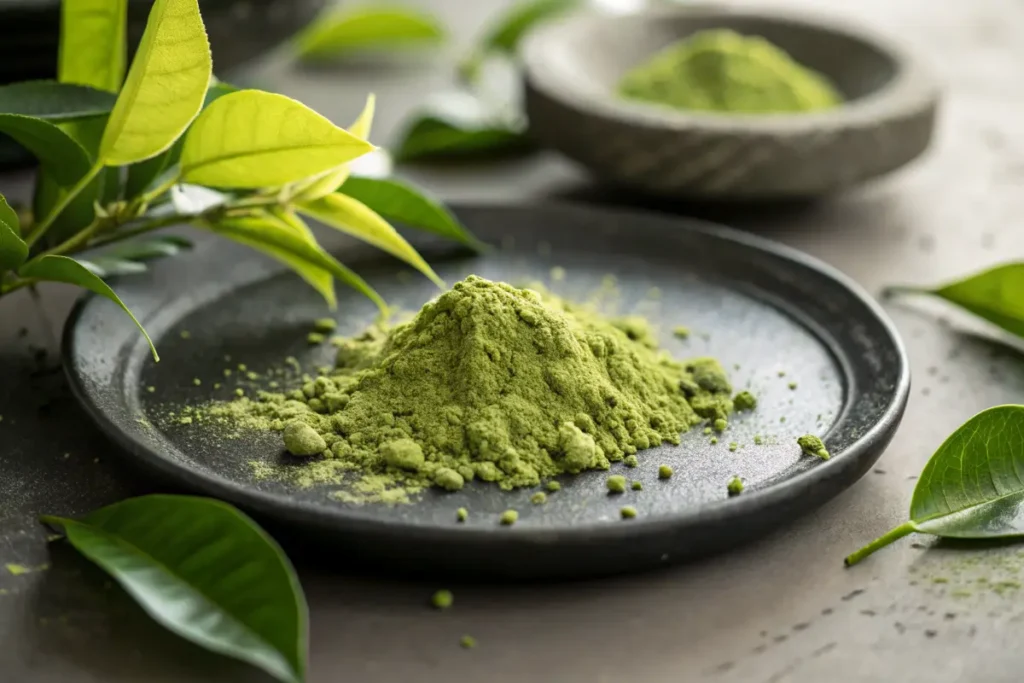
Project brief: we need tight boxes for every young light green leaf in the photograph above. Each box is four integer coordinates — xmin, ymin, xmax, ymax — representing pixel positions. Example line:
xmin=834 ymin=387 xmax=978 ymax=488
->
xmin=459 ymin=0 xmax=581 ymax=81
xmin=394 ymin=93 xmax=531 ymax=161
xmin=99 ymin=0 xmax=211 ymax=165
xmin=290 ymin=94 xmax=376 ymax=202
xmin=0 ymin=81 xmax=116 ymax=119
xmin=886 ymin=263 xmax=1024 ymax=339
xmin=59 ymin=0 xmax=128 ymax=92
xmin=846 ymin=405 xmax=1024 ymax=566
xmin=42 ymin=495 xmax=307 ymax=683
xmin=179 ymin=90 xmax=373 ymax=188
xmin=124 ymin=82 xmax=239 ymax=198
xmin=0 ymin=114 xmax=93 ymax=184
xmin=295 ymin=6 xmax=446 ymax=61
xmin=265 ymin=208 xmax=337 ymax=309
xmin=18 ymin=255 xmax=157 ymax=360
xmin=299 ymin=193 xmax=443 ymax=288
xmin=338 ymin=176 xmax=483 ymax=250
xmin=202 ymin=213 xmax=384 ymax=311
xmin=0 ymin=195 xmax=27 ymax=270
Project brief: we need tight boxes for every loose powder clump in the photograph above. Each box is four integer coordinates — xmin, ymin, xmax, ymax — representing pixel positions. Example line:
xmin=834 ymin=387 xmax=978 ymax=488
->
xmin=197 ymin=276 xmax=739 ymax=502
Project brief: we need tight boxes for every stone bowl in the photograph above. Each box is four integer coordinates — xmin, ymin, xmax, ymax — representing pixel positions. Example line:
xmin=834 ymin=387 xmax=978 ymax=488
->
xmin=522 ymin=6 xmax=940 ymax=199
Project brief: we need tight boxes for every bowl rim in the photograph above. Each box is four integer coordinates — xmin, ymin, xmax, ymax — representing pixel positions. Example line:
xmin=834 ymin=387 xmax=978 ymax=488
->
xmin=521 ymin=4 xmax=940 ymax=134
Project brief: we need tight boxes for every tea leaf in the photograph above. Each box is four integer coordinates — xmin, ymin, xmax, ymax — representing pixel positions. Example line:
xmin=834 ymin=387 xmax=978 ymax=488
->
xmin=264 ymin=208 xmax=337 ymax=309
xmin=886 ymin=263 xmax=1024 ymax=339
xmin=0 ymin=194 xmax=19 ymax=233
xmin=299 ymin=192 xmax=443 ymax=288
xmin=80 ymin=257 xmax=148 ymax=277
xmin=296 ymin=6 xmax=446 ymax=60
xmin=846 ymin=406 xmax=1024 ymax=566
xmin=338 ymin=176 xmax=483 ymax=250
xmin=459 ymin=0 xmax=581 ymax=81
xmin=42 ymin=495 xmax=307 ymax=683
xmin=394 ymin=93 xmax=530 ymax=161
xmin=202 ymin=213 xmax=383 ymax=311
xmin=479 ymin=0 xmax=581 ymax=54
xmin=290 ymin=94 xmax=376 ymax=202
xmin=59 ymin=0 xmax=128 ymax=93
xmin=28 ymin=116 xmax=110 ymax=243
xmin=179 ymin=90 xmax=373 ymax=189
xmin=124 ymin=81 xmax=239 ymax=198
xmin=0 ymin=81 xmax=116 ymax=119
xmin=0 ymin=195 xmax=27 ymax=270
xmin=0 ymin=114 xmax=92 ymax=185
xmin=107 ymin=237 xmax=192 ymax=261
xmin=18 ymin=255 xmax=157 ymax=360
xmin=99 ymin=0 xmax=211 ymax=165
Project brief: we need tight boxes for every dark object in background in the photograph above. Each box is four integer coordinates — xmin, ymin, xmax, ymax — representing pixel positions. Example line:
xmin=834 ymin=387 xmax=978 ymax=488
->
xmin=0 ymin=0 xmax=326 ymax=169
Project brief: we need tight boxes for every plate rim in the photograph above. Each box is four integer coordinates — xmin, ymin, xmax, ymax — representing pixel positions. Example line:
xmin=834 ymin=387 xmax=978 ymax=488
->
xmin=62 ymin=201 xmax=911 ymax=549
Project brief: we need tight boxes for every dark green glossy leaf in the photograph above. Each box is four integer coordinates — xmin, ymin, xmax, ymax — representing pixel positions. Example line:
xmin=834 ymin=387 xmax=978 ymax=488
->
xmin=18 ymin=255 xmax=157 ymax=360
xmin=105 ymin=236 xmax=192 ymax=261
xmin=296 ymin=6 xmax=446 ymax=60
xmin=846 ymin=406 xmax=1024 ymax=566
xmin=202 ymin=213 xmax=384 ymax=311
xmin=0 ymin=194 xmax=27 ymax=270
xmin=887 ymin=263 xmax=1024 ymax=339
xmin=42 ymin=495 xmax=307 ymax=683
xmin=0 ymin=194 xmax=19 ymax=233
xmin=33 ymin=169 xmax=102 ymax=246
xmin=0 ymin=114 xmax=93 ymax=185
xmin=394 ymin=94 xmax=532 ymax=161
xmin=338 ymin=176 xmax=484 ymax=250
xmin=0 ymin=81 xmax=116 ymax=119
xmin=80 ymin=257 xmax=148 ymax=277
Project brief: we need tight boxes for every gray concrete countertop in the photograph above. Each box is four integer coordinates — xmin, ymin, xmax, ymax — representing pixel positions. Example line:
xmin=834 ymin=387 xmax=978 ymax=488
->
xmin=3 ymin=1 xmax=1024 ymax=681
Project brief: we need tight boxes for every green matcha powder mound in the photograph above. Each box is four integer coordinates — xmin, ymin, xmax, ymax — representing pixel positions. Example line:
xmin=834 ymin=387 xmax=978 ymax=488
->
xmin=618 ymin=29 xmax=842 ymax=115
xmin=204 ymin=276 xmax=738 ymax=498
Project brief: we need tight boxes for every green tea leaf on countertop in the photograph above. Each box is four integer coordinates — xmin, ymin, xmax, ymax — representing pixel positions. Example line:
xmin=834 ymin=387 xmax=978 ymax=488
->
xmin=59 ymin=0 xmax=128 ymax=93
xmin=299 ymin=192 xmax=444 ymax=288
xmin=0 ymin=81 xmax=116 ymax=119
xmin=846 ymin=405 xmax=1024 ymax=566
xmin=886 ymin=263 xmax=1024 ymax=339
xmin=295 ymin=6 xmax=446 ymax=60
xmin=18 ymin=255 xmax=157 ymax=360
xmin=99 ymin=0 xmax=211 ymax=165
xmin=338 ymin=176 xmax=483 ymax=250
xmin=459 ymin=0 xmax=582 ymax=81
xmin=42 ymin=495 xmax=307 ymax=683
xmin=180 ymin=90 xmax=373 ymax=188
xmin=0 ymin=194 xmax=27 ymax=270
xmin=394 ymin=93 xmax=532 ymax=162
xmin=203 ymin=213 xmax=383 ymax=311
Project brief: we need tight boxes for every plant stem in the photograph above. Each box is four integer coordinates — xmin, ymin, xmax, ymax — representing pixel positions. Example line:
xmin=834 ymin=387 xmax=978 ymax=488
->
xmin=44 ymin=218 xmax=103 ymax=257
xmin=140 ymin=172 xmax=181 ymax=206
xmin=85 ymin=214 xmax=196 ymax=251
xmin=844 ymin=521 xmax=916 ymax=566
xmin=0 ymin=278 xmax=39 ymax=296
xmin=26 ymin=163 xmax=104 ymax=248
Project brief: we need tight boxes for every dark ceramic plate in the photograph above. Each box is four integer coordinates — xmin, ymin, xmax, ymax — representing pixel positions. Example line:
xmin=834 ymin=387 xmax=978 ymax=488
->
xmin=64 ymin=203 xmax=909 ymax=579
